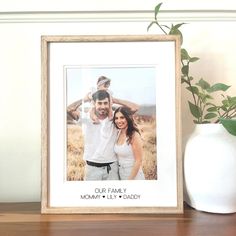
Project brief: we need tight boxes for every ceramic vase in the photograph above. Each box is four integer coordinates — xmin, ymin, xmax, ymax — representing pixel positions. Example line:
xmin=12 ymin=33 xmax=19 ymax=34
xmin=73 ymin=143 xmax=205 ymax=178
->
xmin=184 ymin=124 xmax=236 ymax=213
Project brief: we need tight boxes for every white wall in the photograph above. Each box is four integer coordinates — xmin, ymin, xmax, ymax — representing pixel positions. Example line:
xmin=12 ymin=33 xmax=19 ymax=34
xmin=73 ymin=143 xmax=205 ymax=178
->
xmin=1 ymin=0 xmax=236 ymax=202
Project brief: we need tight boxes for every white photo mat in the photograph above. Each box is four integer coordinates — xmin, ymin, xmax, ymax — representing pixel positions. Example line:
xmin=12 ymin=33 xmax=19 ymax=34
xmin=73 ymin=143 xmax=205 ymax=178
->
xmin=41 ymin=35 xmax=183 ymax=214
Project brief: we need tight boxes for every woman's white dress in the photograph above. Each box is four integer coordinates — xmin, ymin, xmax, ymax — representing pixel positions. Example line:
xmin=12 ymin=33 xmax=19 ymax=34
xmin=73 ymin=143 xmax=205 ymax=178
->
xmin=114 ymin=139 xmax=145 ymax=180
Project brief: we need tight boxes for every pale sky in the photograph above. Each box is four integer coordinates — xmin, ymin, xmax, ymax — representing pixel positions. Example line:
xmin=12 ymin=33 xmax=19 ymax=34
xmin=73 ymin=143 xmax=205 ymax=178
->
xmin=66 ymin=66 xmax=156 ymax=106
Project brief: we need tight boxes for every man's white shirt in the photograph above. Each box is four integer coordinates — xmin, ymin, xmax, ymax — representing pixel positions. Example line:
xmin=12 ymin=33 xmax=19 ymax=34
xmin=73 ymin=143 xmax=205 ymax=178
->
xmin=80 ymin=112 xmax=118 ymax=163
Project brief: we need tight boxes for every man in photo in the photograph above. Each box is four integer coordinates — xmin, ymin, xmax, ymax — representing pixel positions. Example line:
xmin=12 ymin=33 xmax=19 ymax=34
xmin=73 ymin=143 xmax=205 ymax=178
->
xmin=67 ymin=89 xmax=139 ymax=181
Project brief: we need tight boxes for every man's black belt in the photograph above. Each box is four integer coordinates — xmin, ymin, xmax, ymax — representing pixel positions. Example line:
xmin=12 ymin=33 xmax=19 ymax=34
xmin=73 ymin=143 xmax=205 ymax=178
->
xmin=86 ymin=161 xmax=114 ymax=173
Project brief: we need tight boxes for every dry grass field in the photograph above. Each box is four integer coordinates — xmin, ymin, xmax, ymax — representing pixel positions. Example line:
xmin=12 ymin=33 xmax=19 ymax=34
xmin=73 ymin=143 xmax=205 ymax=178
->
xmin=67 ymin=116 xmax=157 ymax=181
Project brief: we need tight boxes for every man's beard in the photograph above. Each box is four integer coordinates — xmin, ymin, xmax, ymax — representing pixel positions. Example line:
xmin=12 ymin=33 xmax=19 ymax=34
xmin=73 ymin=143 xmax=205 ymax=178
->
xmin=96 ymin=108 xmax=109 ymax=117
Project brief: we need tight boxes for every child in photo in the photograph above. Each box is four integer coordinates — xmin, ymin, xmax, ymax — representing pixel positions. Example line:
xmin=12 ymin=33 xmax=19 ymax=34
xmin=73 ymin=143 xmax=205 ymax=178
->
xmin=84 ymin=76 xmax=113 ymax=123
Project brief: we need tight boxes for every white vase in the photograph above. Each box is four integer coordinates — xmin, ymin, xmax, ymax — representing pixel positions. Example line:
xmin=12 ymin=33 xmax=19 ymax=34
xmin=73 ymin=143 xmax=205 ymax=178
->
xmin=184 ymin=124 xmax=236 ymax=213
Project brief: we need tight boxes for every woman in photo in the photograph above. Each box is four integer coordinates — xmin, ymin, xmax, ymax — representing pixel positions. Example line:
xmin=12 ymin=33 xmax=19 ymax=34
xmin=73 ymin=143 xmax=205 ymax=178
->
xmin=113 ymin=106 xmax=145 ymax=180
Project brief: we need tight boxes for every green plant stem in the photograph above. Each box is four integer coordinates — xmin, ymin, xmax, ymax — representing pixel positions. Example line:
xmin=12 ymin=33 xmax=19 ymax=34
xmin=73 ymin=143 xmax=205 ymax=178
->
xmin=181 ymin=61 xmax=198 ymax=109
xmin=202 ymin=103 xmax=208 ymax=122
xmin=199 ymin=100 xmax=204 ymax=123
xmin=215 ymin=109 xmax=236 ymax=123
xmin=215 ymin=114 xmax=223 ymax=123
xmin=228 ymin=109 xmax=236 ymax=118
xmin=222 ymin=107 xmax=236 ymax=118
xmin=216 ymin=107 xmax=222 ymax=118
xmin=156 ymin=22 xmax=168 ymax=35
xmin=196 ymin=96 xmax=201 ymax=123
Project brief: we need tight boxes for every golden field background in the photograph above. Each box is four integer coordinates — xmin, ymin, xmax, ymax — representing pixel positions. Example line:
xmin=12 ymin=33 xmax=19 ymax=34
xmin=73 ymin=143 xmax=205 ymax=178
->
xmin=67 ymin=116 xmax=157 ymax=181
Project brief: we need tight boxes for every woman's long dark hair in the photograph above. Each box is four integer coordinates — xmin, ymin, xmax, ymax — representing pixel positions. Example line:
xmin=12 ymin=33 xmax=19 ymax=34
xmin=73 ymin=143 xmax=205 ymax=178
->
xmin=113 ymin=106 xmax=140 ymax=144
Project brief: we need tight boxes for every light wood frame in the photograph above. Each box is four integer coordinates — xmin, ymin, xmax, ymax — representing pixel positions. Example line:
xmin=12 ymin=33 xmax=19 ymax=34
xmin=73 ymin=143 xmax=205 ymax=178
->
xmin=41 ymin=35 xmax=183 ymax=214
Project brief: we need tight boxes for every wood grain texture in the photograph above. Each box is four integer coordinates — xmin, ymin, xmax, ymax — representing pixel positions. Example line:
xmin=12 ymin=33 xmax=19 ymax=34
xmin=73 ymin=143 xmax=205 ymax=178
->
xmin=40 ymin=35 xmax=183 ymax=214
xmin=1 ymin=203 xmax=236 ymax=236
xmin=41 ymin=36 xmax=49 ymax=214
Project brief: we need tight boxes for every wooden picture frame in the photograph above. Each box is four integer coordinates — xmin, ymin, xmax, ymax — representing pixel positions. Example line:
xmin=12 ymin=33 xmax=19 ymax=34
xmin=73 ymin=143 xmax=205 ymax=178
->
xmin=41 ymin=35 xmax=183 ymax=214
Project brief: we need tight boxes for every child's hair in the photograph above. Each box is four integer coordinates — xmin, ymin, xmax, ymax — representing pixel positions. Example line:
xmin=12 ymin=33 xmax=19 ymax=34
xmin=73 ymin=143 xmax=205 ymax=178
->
xmin=97 ymin=76 xmax=111 ymax=88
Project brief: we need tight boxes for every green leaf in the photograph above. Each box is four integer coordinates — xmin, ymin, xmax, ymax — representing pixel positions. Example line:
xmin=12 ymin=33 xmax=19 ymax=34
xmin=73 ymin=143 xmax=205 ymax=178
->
xmin=222 ymin=99 xmax=230 ymax=107
xmin=206 ymin=102 xmax=215 ymax=106
xmin=221 ymin=96 xmax=236 ymax=109
xmin=221 ymin=105 xmax=228 ymax=112
xmin=155 ymin=3 xmax=163 ymax=20
xmin=188 ymin=101 xmax=201 ymax=119
xmin=205 ymin=94 xmax=213 ymax=99
xmin=204 ymin=113 xmax=217 ymax=119
xmin=196 ymin=78 xmax=211 ymax=90
xmin=172 ymin=23 xmax=186 ymax=30
xmin=207 ymin=107 xmax=217 ymax=112
xmin=220 ymin=118 xmax=236 ymax=136
xmin=189 ymin=57 xmax=200 ymax=63
xmin=169 ymin=28 xmax=181 ymax=35
xmin=182 ymin=65 xmax=189 ymax=76
xmin=207 ymin=83 xmax=231 ymax=93
xmin=181 ymin=48 xmax=190 ymax=60
xmin=186 ymin=86 xmax=199 ymax=95
xmin=198 ymin=93 xmax=213 ymax=103
xmin=181 ymin=49 xmax=199 ymax=62
xmin=169 ymin=28 xmax=183 ymax=44
xmin=229 ymin=96 xmax=236 ymax=102
xmin=228 ymin=96 xmax=236 ymax=106
xmin=147 ymin=21 xmax=157 ymax=32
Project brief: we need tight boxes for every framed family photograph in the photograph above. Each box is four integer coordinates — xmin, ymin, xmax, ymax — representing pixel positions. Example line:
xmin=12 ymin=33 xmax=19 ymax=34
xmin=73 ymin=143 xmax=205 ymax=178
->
xmin=41 ymin=35 xmax=183 ymax=214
